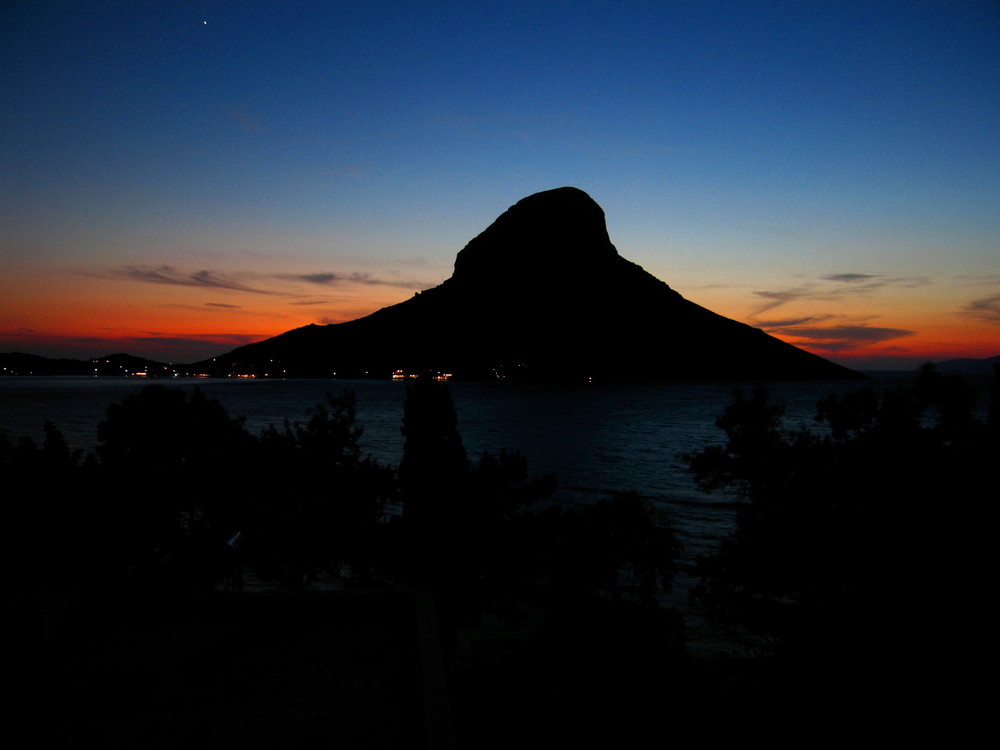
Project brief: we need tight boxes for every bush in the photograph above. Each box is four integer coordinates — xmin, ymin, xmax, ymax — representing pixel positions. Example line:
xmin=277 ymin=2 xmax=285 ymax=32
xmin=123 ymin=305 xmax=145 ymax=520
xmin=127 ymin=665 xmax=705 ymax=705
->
xmin=686 ymin=364 xmax=998 ymax=711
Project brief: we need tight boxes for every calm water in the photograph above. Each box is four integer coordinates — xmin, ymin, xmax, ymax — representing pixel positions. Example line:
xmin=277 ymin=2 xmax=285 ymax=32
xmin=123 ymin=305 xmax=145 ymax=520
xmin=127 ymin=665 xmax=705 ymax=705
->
xmin=0 ymin=373 xmax=918 ymax=586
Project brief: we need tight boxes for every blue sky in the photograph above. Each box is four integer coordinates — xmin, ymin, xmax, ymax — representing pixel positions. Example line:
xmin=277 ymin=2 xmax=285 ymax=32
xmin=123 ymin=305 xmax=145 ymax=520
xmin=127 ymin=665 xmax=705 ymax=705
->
xmin=2 ymin=1 xmax=998 ymax=367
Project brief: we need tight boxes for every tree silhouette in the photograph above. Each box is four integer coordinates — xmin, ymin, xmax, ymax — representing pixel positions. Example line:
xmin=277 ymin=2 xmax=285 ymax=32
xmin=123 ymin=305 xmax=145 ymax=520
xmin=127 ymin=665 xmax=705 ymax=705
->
xmin=392 ymin=377 xmax=479 ymax=656
xmin=398 ymin=377 xmax=469 ymax=524
xmin=4 ymin=421 xmax=91 ymax=602
xmin=548 ymin=491 xmax=680 ymax=608
xmin=95 ymin=385 xmax=256 ymax=591
xmin=686 ymin=364 xmax=998 ymax=719
xmin=89 ymin=385 xmax=394 ymax=591
xmin=250 ymin=391 xmax=393 ymax=587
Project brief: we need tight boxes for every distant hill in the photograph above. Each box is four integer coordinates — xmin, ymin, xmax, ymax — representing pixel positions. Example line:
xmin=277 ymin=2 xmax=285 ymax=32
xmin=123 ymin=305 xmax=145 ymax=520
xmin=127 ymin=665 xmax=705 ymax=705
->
xmin=0 ymin=352 xmax=172 ymax=377
xmin=196 ymin=187 xmax=864 ymax=382
xmin=934 ymin=355 xmax=1000 ymax=375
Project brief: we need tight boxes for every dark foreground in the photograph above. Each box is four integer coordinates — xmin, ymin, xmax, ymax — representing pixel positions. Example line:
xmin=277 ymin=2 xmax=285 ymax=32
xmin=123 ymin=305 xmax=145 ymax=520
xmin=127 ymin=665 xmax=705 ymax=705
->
xmin=25 ymin=585 xmax=979 ymax=749
xmin=34 ymin=589 xmax=444 ymax=749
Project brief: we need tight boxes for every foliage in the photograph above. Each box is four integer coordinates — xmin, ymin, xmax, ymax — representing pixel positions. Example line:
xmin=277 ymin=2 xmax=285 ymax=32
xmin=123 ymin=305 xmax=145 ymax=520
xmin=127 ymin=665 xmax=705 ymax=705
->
xmin=469 ymin=449 xmax=558 ymax=519
xmin=89 ymin=385 xmax=395 ymax=591
xmin=390 ymin=379 xmax=560 ymax=636
xmin=687 ymin=365 xmax=998 ymax=665
xmin=92 ymin=386 xmax=256 ymax=590
xmin=15 ymin=376 xmax=687 ymax=637
xmin=543 ymin=491 xmax=680 ymax=608
xmin=97 ymin=385 xmax=251 ymax=476
xmin=397 ymin=377 xmax=470 ymax=528
xmin=3 ymin=421 xmax=94 ymax=595
xmin=250 ymin=391 xmax=394 ymax=586
xmin=258 ymin=391 xmax=364 ymax=468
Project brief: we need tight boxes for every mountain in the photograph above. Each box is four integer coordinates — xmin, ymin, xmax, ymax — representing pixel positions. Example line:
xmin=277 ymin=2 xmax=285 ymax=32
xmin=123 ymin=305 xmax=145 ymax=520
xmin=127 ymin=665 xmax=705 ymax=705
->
xmin=935 ymin=355 xmax=1000 ymax=375
xmin=198 ymin=187 xmax=864 ymax=381
xmin=0 ymin=352 xmax=172 ymax=376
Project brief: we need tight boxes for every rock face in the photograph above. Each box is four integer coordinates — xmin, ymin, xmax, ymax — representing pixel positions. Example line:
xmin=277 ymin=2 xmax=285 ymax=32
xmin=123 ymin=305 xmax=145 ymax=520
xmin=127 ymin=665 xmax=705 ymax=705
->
xmin=203 ymin=187 xmax=863 ymax=381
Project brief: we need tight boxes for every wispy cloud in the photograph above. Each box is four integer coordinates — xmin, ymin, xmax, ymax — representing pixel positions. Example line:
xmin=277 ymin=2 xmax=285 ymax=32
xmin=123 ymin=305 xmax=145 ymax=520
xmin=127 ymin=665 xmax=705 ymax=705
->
xmin=767 ymin=325 xmax=915 ymax=352
xmin=279 ymin=271 xmax=428 ymax=289
xmin=206 ymin=302 xmax=241 ymax=309
xmin=750 ymin=287 xmax=817 ymax=316
xmin=110 ymin=266 xmax=280 ymax=295
xmin=292 ymin=273 xmax=342 ymax=285
xmin=820 ymin=272 xmax=930 ymax=287
xmin=879 ymin=276 xmax=931 ymax=289
xmin=955 ymin=273 xmax=1000 ymax=286
xmin=821 ymin=273 xmax=879 ymax=283
xmin=963 ymin=294 xmax=1000 ymax=324
xmin=101 ymin=265 xmax=433 ymax=297
xmin=752 ymin=314 xmax=834 ymax=328
xmin=745 ymin=272 xmax=931 ymax=355
xmin=750 ymin=273 xmax=931 ymax=318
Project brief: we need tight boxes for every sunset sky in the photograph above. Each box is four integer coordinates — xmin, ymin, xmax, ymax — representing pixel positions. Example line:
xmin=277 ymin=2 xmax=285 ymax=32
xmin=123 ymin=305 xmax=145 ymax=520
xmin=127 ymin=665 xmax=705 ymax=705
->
xmin=2 ymin=1 xmax=998 ymax=370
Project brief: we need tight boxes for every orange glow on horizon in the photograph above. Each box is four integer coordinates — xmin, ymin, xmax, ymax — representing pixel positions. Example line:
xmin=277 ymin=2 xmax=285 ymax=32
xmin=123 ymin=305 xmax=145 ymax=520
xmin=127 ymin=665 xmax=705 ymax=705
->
xmin=768 ymin=320 xmax=998 ymax=368
xmin=1 ymin=265 xmax=421 ymax=361
xmin=3 ymin=264 xmax=996 ymax=368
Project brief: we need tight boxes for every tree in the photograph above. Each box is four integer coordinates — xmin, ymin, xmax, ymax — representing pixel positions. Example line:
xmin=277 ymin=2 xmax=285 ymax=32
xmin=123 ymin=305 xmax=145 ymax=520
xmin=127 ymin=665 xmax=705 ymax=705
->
xmin=542 ymin=492 xmax=680 ymax=608
xmin=250 ymin=390 xmax=394 ymax=587
xmin=4 ymin=421 xmax=92 ymax=595
xmin=398 ymin=377 xmax=470 ymax=527
xmin=686 ymin=365 xmax=998 ymax=715
xmin=96 ymin=385 xmax=256 ymax=591
xmin=92 ymin=386 xmax=394 ymax=591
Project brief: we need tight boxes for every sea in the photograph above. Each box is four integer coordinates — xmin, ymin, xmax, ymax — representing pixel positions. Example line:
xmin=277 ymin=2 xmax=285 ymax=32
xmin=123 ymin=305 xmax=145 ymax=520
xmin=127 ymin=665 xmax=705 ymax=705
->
xmin=0 ymin=371 xmax=948 ymax=650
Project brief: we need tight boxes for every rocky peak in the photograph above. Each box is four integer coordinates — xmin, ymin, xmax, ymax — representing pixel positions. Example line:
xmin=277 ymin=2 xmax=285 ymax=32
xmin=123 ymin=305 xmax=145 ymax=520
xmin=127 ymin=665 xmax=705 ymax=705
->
xmin=450 ymin=187 xmax=621 ymax=286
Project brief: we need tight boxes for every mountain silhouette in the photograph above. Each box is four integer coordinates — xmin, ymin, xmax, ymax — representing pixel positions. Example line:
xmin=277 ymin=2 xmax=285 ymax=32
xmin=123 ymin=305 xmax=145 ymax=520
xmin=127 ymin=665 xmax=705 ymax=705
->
xmin=200 ymin=187 xmax=863 ymax=381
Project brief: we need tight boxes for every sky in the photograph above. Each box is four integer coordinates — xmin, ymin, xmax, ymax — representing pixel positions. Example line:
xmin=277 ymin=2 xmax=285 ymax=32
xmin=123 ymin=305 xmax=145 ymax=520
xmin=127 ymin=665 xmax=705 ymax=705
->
xmin=2 ymin=1 xmax=998 ymax=369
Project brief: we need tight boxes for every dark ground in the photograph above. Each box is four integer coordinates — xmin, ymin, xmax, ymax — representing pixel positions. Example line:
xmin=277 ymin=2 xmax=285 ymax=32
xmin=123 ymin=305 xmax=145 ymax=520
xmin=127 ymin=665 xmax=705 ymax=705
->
xmin=36 ymin=588 xmax=445 ymax=749
xmin=25 ymin=585 xmax=966 ymax=748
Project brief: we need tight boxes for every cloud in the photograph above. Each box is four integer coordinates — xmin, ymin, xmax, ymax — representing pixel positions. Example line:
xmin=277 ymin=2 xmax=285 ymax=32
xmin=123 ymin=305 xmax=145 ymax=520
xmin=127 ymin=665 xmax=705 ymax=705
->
xmin=883 ymin=276 xmax=932 ymax=289
xmin=752 ymin=314 xmax=834 ymax=328
xmin=955 ymin=273 xmax=1000 ymax=286
xmin=821 ymin=273 xmax=878 ymax=283
xmin=350 ymin=272 xmax=429 ymax=289
xmin=766 ymin=325 xmax=915 ymax=352
xmin=101 ymin=265 xmax=434 ymax=300
xmin=744 ymin=271 xmax=941 ymax=357
xmin=774 ymin=326 xmax=914 ymax=342
xmin=750 ymin=287 xmax=817 ymax=316
xmin=293 ymin=273 xmax=342 ymax=285
xmin=819 ymin=272 xmax=931 ymax=289
xmin=750 ymin=274 xmax=932 ymax=317
xmin=111 ymin=266 xmax=280 ymax=295
xmin=206 ymin=302 xmax=241 ymax=309
xmin=962 ymin=294 xmax=1000 ymax=323
xmin=280 ymin=271 xmax=429 ymax=289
